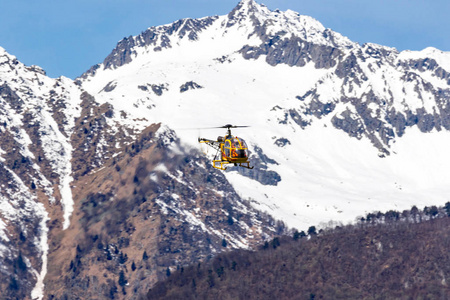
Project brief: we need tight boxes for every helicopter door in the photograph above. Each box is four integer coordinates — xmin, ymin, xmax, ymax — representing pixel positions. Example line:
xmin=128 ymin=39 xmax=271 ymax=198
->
xmin=236 ymin=138 xmax=248 ymax=158
xmin=224 ymin=140 xmax=231 ymax=158
xmin=230 ymin=138 xmax=240 ymax=158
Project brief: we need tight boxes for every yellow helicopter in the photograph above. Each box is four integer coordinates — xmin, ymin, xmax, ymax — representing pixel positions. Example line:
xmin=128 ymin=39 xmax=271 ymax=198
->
xmin=198 ymin=124 xmax=253 ymax=171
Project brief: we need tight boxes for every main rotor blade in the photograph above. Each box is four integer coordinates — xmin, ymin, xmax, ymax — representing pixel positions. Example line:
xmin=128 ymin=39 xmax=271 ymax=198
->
xmin=178 ymin=125 xmax=250 ymax=130
xmin=220 ymin=124 xmax=250 ymax=129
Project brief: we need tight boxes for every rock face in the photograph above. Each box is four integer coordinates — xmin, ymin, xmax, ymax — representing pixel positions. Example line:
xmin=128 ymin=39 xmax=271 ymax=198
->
xmin=80 ymin=17 xmax=219 ymax=78
xmin=180 ymin=81 xmax=203 ymax=93
xmin=281 ymin=43 xmax=450 ymax=154
xmin=231 ymin=145 xmax=281 ymax=186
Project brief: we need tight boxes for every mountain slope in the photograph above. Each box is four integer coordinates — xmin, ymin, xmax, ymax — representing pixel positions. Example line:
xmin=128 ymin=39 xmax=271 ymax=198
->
xmin=0 ymin=46 xmax=84 ymax=299
xmin=44 ymin=123 xmax=279 ymax=299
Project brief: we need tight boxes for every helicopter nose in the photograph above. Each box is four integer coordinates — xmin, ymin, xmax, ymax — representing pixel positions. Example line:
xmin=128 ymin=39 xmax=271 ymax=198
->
xmin=237 ymin=149 xmax=246 ymax=158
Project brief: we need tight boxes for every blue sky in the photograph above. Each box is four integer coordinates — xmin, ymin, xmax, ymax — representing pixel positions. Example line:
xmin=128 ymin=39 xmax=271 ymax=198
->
xmin=0 ymin=0 xmax=448 ymax=79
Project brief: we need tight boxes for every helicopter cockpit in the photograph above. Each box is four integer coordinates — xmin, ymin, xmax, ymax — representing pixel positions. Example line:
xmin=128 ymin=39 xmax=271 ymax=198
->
xmin=224 ymin=137 xmax=249 ymax=159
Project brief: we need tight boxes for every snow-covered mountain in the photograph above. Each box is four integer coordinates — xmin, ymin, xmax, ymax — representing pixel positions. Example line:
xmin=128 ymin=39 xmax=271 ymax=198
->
xmin=1 ymin=0 xmax=450 ymax=298
xmin=81 ymin=0 xmax=450 ymax=229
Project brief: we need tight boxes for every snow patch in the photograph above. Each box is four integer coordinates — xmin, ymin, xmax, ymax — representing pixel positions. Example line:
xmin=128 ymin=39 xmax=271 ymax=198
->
xmin=30 ymin=204 xmax=49 ymax=300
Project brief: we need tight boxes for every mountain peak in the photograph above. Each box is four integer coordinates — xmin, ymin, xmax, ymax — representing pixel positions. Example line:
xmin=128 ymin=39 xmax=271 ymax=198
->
xmin=237 ymin=0 xmax=259 ymax=9
xmin=227 ymin=0 xmax=270 ymax=26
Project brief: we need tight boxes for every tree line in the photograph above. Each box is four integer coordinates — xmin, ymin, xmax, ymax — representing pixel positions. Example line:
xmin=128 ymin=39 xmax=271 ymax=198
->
xmin=147 ymin=202 xmax=450 ymax=300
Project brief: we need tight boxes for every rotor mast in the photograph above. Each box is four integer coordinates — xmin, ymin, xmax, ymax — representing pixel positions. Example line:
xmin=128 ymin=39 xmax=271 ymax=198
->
xmin=222 ymin=124 xmax=249 ymax=137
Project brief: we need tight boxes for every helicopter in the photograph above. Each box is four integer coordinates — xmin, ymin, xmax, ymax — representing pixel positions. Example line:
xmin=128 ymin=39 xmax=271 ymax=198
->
xmin=198 ymin=124 xmax=254 ymax=171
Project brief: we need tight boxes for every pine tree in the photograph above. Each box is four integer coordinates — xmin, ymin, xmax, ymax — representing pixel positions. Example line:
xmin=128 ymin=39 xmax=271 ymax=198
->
xmin=118 ymin=270 xmax=127 ymax=287
xmin=429 ymin=206 xmax=439 ymax=218
xmin=8 ymin=275 xmax=18 ymax=291
xmin=109 ymin=284 xmax=118 ymax=299
xmin=308 ymin=226 xmax=317 ymax=236
xmin=445 ymin=202 xmax=450 ymax=217
xmin=16 ymin=253 xmax=27 ymax=272
xmin=271 ymin=237 xmax=280 ymax=249
xmin=119 ymin=252 xmax=128 ymax=264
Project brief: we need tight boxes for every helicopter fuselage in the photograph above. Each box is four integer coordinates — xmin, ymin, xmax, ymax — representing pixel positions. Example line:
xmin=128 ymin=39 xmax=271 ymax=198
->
xmin=220 ymin=136 xmax=248 ymax=163
xmin=198 ymin=135 xmax=253 ymax=170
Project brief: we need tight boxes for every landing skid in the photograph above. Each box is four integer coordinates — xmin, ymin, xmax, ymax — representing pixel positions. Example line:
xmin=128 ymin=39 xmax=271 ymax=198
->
xmin=212 ymin=160 xmax=254 ymax=171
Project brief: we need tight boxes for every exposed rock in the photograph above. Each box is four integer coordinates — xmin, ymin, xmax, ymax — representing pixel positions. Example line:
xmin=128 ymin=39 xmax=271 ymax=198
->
xmin=332 ymin=109 xmax=363 ymax=138
xmin=240 ymin=36 xmax=340 ymax=69
xmin=103 ymin=36 xmax=137 ymax=70
xmin=231 ymin=145 xmax=281 ymax=186
xmin=288 ymin=109 xmax=310 ymax=128
xmin=101 ymin=81 xmax=117 ymax=93
xmin=91 ymin=16 xmax=218 ymax=73
xmin=0 ymin=83 xmax=24 ymax=111
xmin=274 ymin=138 xmax=291 ymax=147
xmin=138 ymin=84 xmax=168 ymax=96
xmin=180 ymin=81 xmax=203 ymax=93
xmin=25 ymin=65 xmax=46 ymax=76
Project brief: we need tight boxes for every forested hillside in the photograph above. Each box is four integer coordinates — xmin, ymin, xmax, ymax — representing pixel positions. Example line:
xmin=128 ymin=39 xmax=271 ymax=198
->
xmin=147 ymin=203 xmax=450 ymax=300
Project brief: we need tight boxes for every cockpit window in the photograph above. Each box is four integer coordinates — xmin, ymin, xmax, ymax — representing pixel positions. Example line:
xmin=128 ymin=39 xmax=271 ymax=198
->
xmin=224 ymin=137 xmax=249 ymax=159
xmin=239 ymin=138 xmax=248 ymax=149
xmin=231 ymin=138 xmax=239 ymax=148
xmin=224 ymin=140 xmax=231 ymax=157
